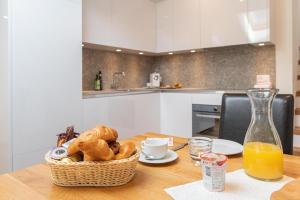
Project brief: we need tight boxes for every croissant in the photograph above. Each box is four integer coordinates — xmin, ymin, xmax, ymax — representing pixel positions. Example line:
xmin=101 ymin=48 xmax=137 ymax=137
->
xmin=115 ymin=141 xmax=136 ymax=160
xmin=78 ymin=138 xmax=115 ymax=161
xmin=67 ymin=129 xmax=97 ymax=156
xmin=93 ymin=125 xmax=118 ymax=142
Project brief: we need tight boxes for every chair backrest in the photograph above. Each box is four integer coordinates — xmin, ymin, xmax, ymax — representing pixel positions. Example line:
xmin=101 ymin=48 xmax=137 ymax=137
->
xmin=219 ymin=93 xmax=294 ymax=154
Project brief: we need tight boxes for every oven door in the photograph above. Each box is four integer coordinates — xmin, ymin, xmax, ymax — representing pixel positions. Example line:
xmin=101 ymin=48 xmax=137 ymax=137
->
xmin=192 ymin=112 xmax=220 ymax=138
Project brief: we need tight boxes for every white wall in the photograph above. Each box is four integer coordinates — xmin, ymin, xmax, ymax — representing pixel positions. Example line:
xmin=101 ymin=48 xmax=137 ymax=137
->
xmin=294 ymin=0 xmax=300 ymax=147
xmin=10 ymin=0 xmax=83 ymax=170
xmin=274 ymin=0 xmax=296 ymax=94
xmin=0 ymin=0 xmax=12 ymax=173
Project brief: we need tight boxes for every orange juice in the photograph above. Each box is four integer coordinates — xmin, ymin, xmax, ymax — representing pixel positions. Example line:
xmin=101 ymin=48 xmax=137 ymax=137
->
xmin=243 ymin=142 xmax=283 ymax=180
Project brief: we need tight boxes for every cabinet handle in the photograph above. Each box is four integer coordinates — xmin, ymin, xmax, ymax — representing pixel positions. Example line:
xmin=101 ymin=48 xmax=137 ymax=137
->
xmin=195 ymin=114 xmax=220 ymax=119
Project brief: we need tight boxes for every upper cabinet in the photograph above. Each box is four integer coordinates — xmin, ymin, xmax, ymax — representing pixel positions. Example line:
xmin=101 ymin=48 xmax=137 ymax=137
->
xmin=173 ymin=0 xmax=201 ymax=51
xmin=83 ymin=0 xmax=274 ymax=53
xmin=111 ymin=0 xmax=156 ymax=51
xmin=83 ymin=0 xmax=112 ymax=47
xmin=156 ymin=0 xmax=173 ymax=53
xmin=247 ymin=0 xmax=274 ymax=43
xmin=83 ymin=0 xmax=156 ymax=52
xmin=200 ymin=0 xmax=248 ymax=48
xmin=156 ymin=0 xmax=201 ymax=52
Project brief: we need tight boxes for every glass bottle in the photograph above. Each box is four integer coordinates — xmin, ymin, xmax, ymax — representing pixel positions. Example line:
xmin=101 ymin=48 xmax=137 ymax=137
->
xmin=99 ymin=71 xmax=103 ymax=90
xmin=243 ymin=88 xmax=283 ymax=181
xmin=94 ymin=74 xmax=100 ymax=91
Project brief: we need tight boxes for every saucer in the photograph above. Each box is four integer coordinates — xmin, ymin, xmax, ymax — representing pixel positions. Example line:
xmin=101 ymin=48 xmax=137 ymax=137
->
xmin=139 ymin=150 xmax=178 ymax=164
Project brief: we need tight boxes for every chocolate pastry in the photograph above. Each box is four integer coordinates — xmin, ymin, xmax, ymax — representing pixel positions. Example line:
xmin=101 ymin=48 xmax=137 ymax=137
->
xmin=108 ymin=141 xmax=121 ymax=154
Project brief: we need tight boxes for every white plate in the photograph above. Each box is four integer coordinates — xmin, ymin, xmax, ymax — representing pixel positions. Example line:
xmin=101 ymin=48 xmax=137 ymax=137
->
xmin=139 ymin=150 xmax=178 ymax=164
xmin=212 ymin=139 xmax=243 ymax=155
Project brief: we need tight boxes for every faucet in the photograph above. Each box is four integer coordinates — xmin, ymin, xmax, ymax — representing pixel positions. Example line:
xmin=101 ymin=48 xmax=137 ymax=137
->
xmin=111 ymin=71 xmax=126 ymax=89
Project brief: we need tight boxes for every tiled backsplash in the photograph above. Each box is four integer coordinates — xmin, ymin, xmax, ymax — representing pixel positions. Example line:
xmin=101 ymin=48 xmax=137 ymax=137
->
xmin=83 ymin=45 xmax=275 ymax=90
xmin=83 ymin=49 xmax=154 ymax=90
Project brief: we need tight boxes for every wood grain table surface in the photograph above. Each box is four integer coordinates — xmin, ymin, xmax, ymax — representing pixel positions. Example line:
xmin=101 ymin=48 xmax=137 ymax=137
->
xmin=1 ymin=133 xmax=300 ymax=200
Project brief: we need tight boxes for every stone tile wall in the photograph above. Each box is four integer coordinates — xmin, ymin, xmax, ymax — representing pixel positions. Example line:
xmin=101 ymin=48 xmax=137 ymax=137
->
xmin=83 ymin=45 xmax=275 ymax=90
xmin=83 ymin=49 xmax=155 ymax=90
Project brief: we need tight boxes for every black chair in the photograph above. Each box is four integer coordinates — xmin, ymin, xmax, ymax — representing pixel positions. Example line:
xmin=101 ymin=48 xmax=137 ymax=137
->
xmin=219 ymin=93 xmax=294 ymax=155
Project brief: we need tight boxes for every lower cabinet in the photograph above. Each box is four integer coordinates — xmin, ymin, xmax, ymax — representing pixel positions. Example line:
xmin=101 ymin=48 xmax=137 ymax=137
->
xmin=83 ymin=92 xmax=223 ymax=139
xmin=160 ymin=93 xmax=193 ymax=138
xmin=83 ymin=93 xmax=161 ymax=139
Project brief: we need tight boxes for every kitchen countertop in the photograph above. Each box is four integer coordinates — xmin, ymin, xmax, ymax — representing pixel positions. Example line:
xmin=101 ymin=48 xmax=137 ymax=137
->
xmin=0 ymin=133 xmax=299 ymax=200
xmin=83 ymin=88 xmax=246 ymax=99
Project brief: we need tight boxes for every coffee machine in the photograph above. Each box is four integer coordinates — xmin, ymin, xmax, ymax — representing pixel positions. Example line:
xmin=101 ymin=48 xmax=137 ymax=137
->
xmin=150 ymin=72 xmax=161 ymax=88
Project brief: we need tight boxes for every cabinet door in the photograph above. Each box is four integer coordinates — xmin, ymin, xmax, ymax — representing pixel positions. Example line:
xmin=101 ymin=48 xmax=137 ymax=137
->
xmin=156 ymin=0 xmax=173 ymax=53
xmin=160 ymin=93 xmax=192 ymax=138
xmin=111 ymin=0 xmax=156 ymax=52
xmin=84 ymin=94 xmax=160 ymax=140
xmin=173 ymin=0 xmax=201 ymax=51
xmin=247 ymin=0 xmax=270 ymax=43
xmin=200 ymin=0 xmax=248 ymax=48
xmin=83 ymin=0 xmax=112 ymax=46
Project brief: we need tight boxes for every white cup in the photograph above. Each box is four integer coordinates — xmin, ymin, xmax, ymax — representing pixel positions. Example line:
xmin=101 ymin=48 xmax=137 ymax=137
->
xmin=141 ymin=138 xmax=168 ymax=159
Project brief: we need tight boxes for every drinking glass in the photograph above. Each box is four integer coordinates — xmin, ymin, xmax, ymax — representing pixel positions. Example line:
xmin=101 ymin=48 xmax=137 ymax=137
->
xmin=188 ymin=137 xmax=212 ymax=166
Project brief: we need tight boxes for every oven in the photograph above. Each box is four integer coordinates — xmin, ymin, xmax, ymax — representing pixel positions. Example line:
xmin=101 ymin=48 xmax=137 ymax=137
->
xmin=192 ymin=104 xmax=221 ymax=138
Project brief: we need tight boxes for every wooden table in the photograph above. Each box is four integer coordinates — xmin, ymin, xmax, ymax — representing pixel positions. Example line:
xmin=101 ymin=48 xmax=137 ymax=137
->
xmin=1 ymin=133 xmax=300 ymax=200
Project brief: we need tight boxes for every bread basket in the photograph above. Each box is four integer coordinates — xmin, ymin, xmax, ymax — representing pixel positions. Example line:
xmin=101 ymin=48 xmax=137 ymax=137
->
xmin=45 ymin=151 xmax=140 ymax=187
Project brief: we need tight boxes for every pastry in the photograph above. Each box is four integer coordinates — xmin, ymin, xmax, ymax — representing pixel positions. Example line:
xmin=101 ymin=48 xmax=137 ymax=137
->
xmin=65 ymin=125 xmax=133 ymax=161
xmin=61 ymin=153 xmax=83 ymax=163
xmin=67 ymin=129 xmax=98 ymax=155
xmin=93 ymin=125 xmax=118 ymax=142
xmin=78 ymin=138 xmax=115 ymax=161
xmin=174 ymin=83 xmax=182 ymax=89
xmin=67 ymin=126 xmax=118 ymax=156
xmin=109 ymin=141 xmax=121 ymax=154
xmin=67 ymin=137 xmax=80 ymax=156
xmin=115 ymin=141 xmax=136 ymax=160
xmin=78 ymin=134 xmax=115 ymax=161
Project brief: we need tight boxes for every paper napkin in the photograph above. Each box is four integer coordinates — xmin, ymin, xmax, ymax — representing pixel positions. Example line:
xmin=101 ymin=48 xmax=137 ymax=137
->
xmin=165 ymin=169 xmax=294 ymax=200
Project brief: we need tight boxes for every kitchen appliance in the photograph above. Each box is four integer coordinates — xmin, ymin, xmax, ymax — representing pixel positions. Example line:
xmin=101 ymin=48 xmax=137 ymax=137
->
xmin=192 ymin=104 xmax=221 ymax=138
xmin=150 ymin=72 xmax=161 ymax=88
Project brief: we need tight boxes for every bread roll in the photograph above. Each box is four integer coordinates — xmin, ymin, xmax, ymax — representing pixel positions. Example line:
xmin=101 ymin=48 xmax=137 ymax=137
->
xmin=115 ymin=141 xmax=136 ymax=160
xmin=67 ymin=129 xmax=97 ymax=156
xmin=67 ymin=125 xmax=119 ymax=160
xmin=78 ymin=138 xmax=114 ymax=161
xmin=93 ymin=125 xmax=118 ymax=142
xmin=67 ymin=138 xmax=80 ymax=156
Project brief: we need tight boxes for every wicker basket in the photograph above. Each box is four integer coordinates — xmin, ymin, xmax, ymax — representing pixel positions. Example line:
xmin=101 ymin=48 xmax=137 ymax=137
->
xmin=45 ymin=151 xmax=140 ymax=187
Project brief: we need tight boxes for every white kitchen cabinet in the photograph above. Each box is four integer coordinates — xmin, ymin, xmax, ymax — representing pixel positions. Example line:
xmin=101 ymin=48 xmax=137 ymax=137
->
xmin=156 ymin=0 xmax=201 ymax=52
xmin=160 ymin=93 xmax=192 ymax=138
xmin=247 ymin=0 xmax=274 ymax=43
xmin=83 ymin=0 xmax=112 ymax=46
xmin=173 ymin=0 xmax=201 ymax=51
xmin=200 ymin=0 xmax=248 ymax=48
xmin=83 ymin=0 xmax=156 ymax=52
xmin=156 ymin=0 xmax=173 ymax=52
xmin=191 ymin=93 xmax=223 ymax=105
xmin=83 ymin=93 xmax=160 ymax=140
xmin=111 ymin=0 xmax=156 ymax=52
